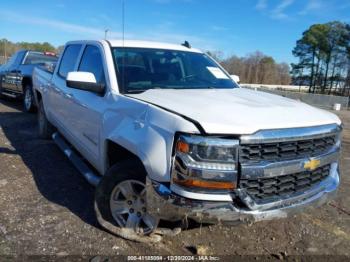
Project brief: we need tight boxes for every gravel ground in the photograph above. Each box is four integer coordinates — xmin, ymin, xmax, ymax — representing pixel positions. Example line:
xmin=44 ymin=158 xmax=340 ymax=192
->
xmin=0 ymin=99 xmax=349 ymax=260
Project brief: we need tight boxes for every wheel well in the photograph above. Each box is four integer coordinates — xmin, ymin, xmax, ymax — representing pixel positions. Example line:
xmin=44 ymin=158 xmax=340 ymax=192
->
xmin=22 ymin=77 xmax=32 ymax=90
xmin=106 ymin=140 xmax=146 ymax=173
xmin=36 ymin=90 xmax=42 ymax=102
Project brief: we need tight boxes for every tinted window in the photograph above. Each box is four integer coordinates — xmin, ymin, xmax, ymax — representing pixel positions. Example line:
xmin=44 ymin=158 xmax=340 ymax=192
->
xmin=115 ymin=51 xmax=145 ymax=67
xmin=58 ymin=45 xmax=82 ymax=78
xmin=24 ymin=52 xmax=58 ymax=65
xmin=78 ymin=45 xmax=105 ymax=84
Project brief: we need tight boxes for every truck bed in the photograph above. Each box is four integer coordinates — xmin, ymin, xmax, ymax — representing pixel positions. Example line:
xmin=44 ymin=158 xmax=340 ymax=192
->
xmin=33 ymin=66 xmax=53 ymax=88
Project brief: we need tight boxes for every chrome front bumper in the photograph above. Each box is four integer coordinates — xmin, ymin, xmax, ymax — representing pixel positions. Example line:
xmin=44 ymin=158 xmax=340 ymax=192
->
xmin=146 ymin=124 xmax=341 ymax=225
xmin=146 ymin=162 xmax=339 ymax=224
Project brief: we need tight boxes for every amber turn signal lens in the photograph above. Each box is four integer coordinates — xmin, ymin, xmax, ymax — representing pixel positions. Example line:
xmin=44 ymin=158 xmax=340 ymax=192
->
xmin=174 ymin=178 xmax=236 ymax=190
xmin=177 ymin=141 xmax=190 ymax=153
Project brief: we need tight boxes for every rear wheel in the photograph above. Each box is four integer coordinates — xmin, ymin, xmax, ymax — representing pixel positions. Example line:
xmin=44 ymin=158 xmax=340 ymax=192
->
xmin=38 ymin=99 xmax=55 ymax=139
xmin=23 ymin=85 xmax=36 ymax=113
xmin=95 ymin=160 xmax=159 ymax=236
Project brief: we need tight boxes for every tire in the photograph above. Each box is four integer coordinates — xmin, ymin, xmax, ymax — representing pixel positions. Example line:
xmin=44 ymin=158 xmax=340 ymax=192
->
xmin=38 ymin=99 xmax=55 ymax=139
xmin=0 ymin=77 xmax=5 ymax=100
xmin=95 ymin=160 xmax=159 ymax=236
xmin=23 ymin=85 xmax=36 ymax=113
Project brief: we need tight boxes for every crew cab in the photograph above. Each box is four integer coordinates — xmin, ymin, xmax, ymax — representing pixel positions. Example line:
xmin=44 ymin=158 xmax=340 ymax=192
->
xmin=0 ymin=50 xmax=57 ymax=112
xmin=32 ymin=40 xmax=342 ymax=239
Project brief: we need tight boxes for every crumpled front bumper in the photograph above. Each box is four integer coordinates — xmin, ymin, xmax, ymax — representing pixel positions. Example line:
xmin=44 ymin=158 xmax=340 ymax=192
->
xmin=146 ymin=163 xmax=339 ymax=225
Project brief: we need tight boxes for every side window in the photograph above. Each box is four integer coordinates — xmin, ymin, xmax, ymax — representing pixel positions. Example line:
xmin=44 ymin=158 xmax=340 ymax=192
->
xmin=14 ymin=51 xmax=24 ymax=65
xmin=58 ymin=44 xmax=82 ymax=78
xmin=23 ymin=53 xmax=58 ymax=65
xmin=78 ymin=45 xmax=106 ymax=84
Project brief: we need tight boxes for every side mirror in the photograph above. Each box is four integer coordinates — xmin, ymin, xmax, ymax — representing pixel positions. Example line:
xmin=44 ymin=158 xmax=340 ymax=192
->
xmin=230 ymin=75 xmax=240 ymax=83
xmin=66 ymin=72 xmax=105 ymax=94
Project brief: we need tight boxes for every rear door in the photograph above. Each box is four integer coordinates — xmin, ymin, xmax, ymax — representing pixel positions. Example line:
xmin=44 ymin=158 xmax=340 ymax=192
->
xmin=49 ymin=44 xmax=83 ymax=133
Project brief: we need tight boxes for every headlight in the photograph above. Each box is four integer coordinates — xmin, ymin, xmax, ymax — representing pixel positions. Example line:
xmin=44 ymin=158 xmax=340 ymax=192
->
xmin=172 ymin=134 xmax=239 ymax=191
xmin=335 ymin=125 xmax=342 ymax=148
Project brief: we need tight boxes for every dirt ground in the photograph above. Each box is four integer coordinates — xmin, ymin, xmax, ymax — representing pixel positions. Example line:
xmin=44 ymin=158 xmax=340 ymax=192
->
xmin=0 ymin=99 xmax=349 ymax=260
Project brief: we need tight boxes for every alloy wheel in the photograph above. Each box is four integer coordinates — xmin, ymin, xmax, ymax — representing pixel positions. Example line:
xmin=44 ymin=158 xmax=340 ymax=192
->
xmin=24 ymin=88 xmax=32 ymax=111
xmin=109 ymin=180 xmax=158 ymax=235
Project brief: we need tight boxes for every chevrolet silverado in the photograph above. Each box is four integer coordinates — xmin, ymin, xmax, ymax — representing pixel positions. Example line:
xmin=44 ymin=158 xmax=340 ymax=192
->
xmin=32 ymin=40 xmax=342 ymax=241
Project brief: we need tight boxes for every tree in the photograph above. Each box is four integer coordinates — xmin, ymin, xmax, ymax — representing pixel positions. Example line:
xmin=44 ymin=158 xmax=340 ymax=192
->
xmin=292 ymin=24 xmax=329 ymax=92
xmin=220 ymin=51 xmax=290 ymax=85
xmin=292 ymin=21 xmax=350 ymax=96
xmin=57 ymin=45 xmax=65 ymax=55
xmin=0 ymin=38 xmax=60 ymax=65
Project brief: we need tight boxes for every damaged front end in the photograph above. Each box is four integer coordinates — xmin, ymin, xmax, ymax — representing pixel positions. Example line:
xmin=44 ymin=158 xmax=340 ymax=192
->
xmin=146 ymin=164 xmax=339 ymax=225
xmin=146 ymin=124 xmax=341 ymax=225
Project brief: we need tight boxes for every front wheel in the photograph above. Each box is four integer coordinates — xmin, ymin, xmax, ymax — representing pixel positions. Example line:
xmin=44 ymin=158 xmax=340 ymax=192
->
xmin=23 ymin=85 xmax=36 ymax=113
xmin=95 ymin=160 xmax=159 ymax=236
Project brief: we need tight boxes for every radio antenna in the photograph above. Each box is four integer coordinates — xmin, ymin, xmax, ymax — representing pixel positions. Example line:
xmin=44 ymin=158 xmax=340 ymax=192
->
xmin=122 ymin=0 xmax=126 ymax=92
xmin=122 ymin=0 xmax=125 ymax=46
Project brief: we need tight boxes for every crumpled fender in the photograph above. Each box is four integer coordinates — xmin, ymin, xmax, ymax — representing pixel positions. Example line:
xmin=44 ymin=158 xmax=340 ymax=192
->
xmin=102 ymin=96 xmax=199 ymax=181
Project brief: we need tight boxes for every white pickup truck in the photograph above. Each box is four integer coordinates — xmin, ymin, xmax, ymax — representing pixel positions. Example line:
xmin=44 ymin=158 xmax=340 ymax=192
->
xmin=33 ymin=40 xmax=342 ymax=240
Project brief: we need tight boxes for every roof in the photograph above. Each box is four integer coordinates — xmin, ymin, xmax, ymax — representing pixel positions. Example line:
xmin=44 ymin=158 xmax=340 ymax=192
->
xmin=105 ymin=39 xmax=202 ymax=53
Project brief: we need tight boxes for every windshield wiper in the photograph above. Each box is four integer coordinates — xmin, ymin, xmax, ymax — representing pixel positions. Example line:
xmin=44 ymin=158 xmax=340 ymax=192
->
xmin=125 ymin=89 xmax=148 ymax=94
xmin=125 ymin=86 xmax=227 ymax=94
xmin=183 ymin=86 xmax=216 ymax=89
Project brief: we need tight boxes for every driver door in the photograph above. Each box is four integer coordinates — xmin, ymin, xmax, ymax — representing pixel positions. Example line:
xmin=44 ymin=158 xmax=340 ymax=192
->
xmin=64 ymin=44 xmax=107 ymax=166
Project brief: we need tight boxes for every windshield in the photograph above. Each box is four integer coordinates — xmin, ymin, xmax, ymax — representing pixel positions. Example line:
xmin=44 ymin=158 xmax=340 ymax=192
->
xmin=23 ymin=53 xmax=58 ymax=65
xmin=112 ymin=48 xmax=238 ymax=93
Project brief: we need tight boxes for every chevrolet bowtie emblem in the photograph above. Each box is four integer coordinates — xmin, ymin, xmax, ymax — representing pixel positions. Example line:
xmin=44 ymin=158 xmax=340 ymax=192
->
xmin=304 ymin=159 xmax=321 ymax=171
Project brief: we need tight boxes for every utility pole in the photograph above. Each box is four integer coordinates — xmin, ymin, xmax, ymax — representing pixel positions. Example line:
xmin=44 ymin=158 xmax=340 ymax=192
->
xmin=122 ymin=0 xmax=125 ymax=43
xmin=4 ymin=40 xmax=7 ymax=62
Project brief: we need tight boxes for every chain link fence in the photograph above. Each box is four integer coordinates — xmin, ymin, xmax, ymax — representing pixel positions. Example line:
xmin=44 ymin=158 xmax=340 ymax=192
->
xmin=242 ymin=85 xmax=349 ymax=110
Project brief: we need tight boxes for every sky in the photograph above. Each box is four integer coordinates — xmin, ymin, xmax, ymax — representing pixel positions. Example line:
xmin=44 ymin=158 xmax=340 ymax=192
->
xmin=0 ymin=0 xmax=349 ymax=64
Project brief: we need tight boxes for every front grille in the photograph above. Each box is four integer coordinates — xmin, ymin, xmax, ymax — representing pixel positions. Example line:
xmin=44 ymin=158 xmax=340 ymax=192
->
xmin=240 ymin=135 xmax=336 ymax=163
xmin=239 ymin=165 xmax=331 ymax=202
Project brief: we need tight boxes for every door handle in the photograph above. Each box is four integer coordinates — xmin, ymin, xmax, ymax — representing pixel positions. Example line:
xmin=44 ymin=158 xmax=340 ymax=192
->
xmin=65 ymin=93 xmax=74 ymax=99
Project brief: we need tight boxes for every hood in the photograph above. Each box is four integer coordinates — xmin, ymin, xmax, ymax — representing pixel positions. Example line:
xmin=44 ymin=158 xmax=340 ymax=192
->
xmin=128 ymin=88 xmax=341 ymax=135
